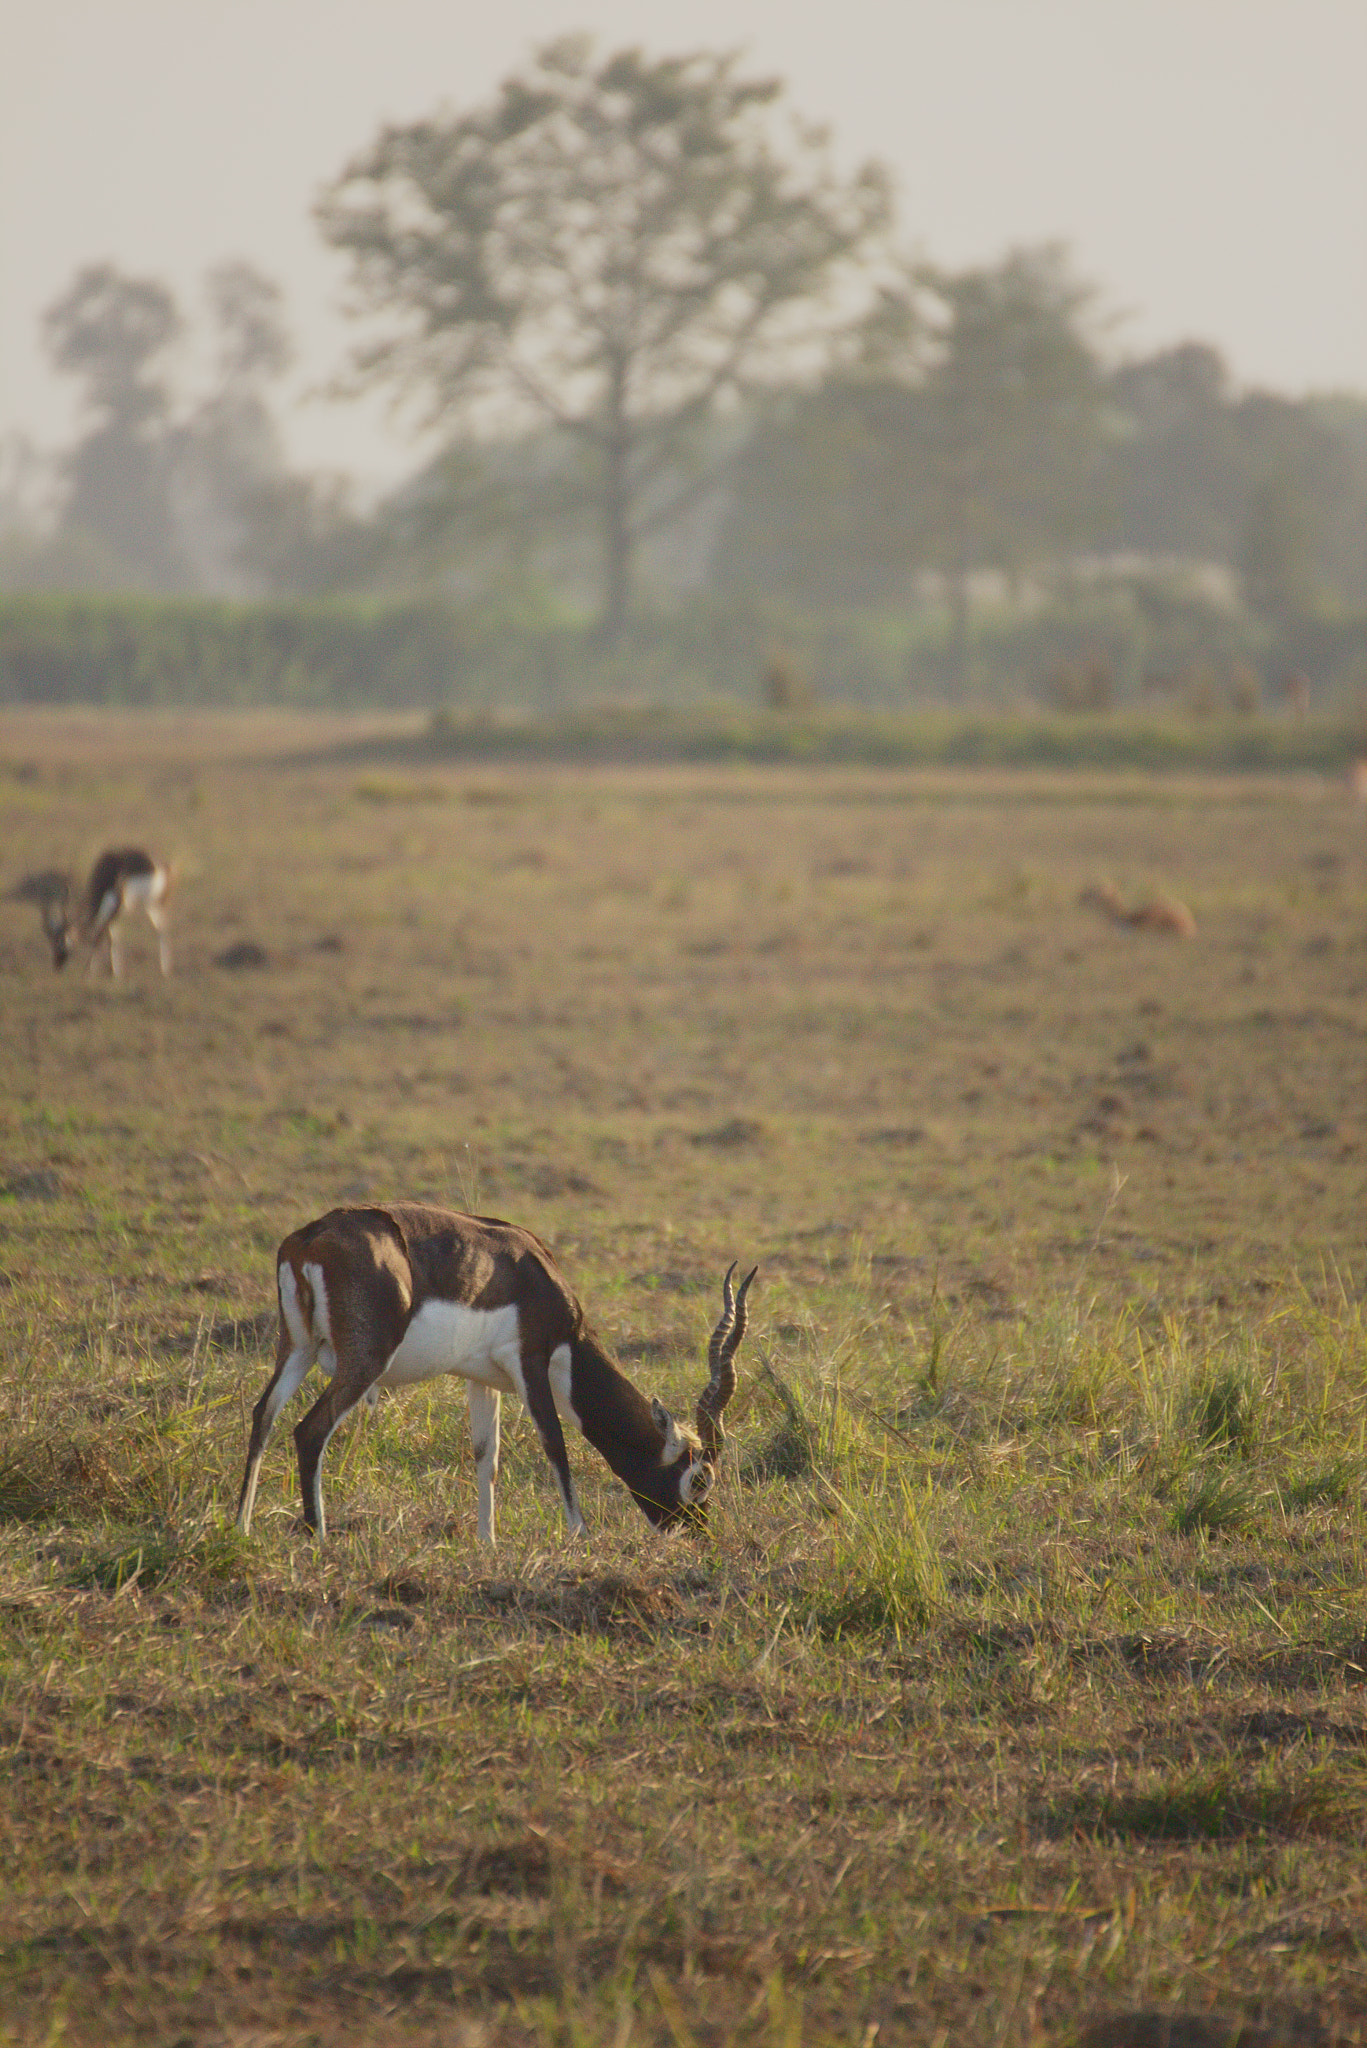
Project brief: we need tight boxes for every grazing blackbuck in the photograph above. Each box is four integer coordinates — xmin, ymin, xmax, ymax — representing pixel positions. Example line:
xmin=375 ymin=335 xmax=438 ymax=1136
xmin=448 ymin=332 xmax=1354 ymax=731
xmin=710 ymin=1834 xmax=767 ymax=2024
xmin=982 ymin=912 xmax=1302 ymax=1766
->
xmin=235 ymin=1203 xmax=756 ymax=1543
xmin=20 ymin=848 xmax=173 ymax=975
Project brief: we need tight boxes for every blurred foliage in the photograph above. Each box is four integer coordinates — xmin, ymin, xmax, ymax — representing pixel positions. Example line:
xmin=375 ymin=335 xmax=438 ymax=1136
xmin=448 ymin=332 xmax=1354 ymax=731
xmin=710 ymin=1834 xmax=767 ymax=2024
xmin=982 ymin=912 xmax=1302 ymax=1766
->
xmin=715 ymin=291 xmax=1367 ymax=699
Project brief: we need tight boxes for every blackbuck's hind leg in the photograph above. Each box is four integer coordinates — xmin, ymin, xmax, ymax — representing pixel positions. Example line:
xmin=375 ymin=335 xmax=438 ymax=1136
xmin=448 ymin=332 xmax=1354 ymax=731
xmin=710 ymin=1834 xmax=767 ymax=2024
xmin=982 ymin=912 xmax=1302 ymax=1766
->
xmin=293 ymin=1364 xmax=385 ymax=1539
xmin=86 ymin=890 xmax=122 ymax=978
xmin=518 ymin=1354 xmax=585 ymax=1539
xmin=467 ymin=1383 xmax=502 ymax=1543
xmin=236 ymin=1325 xmax=314 ymax=1533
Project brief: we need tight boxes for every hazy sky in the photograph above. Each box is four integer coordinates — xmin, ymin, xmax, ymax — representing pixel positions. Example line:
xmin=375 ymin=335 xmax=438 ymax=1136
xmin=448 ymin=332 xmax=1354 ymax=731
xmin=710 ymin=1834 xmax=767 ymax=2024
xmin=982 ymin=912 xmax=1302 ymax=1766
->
xmin=3 ymin=0 xmax=1365 ymax=489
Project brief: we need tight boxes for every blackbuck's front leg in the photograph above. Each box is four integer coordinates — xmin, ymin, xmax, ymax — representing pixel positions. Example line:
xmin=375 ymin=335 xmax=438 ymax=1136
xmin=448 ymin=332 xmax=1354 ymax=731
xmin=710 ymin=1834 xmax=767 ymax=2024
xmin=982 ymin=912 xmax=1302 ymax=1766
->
xmin=518 ymin=1352 xmax=585 ymax=1538
xmin=467 ymin=1382 xmax=502 ymax=1543
xmin=147 ymin=897 xmax=172 ymax=975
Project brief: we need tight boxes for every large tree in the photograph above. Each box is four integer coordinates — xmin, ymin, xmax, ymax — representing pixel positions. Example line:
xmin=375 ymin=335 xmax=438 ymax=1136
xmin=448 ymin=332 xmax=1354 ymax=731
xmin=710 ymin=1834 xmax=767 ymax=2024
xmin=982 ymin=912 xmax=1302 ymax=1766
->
xmin=42 ymin=263 xmax=189 ymax=588
xmin=318 ymin=38 xmax=892 ymax=638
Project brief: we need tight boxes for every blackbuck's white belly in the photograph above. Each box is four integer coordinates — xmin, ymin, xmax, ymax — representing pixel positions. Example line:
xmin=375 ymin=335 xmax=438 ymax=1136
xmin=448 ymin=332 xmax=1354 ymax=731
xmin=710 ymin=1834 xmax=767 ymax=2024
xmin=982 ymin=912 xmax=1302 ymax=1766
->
xmin=114 ymin=869 xmax=168 ymax=915
xmin=378 ymin=1299 xmax=523 ymax=1393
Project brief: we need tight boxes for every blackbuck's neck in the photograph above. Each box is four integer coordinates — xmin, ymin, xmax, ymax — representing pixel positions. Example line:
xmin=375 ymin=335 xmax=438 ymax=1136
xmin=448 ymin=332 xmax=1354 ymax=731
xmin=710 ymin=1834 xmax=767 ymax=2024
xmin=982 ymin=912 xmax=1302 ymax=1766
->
xmin=569 ymin=1331 xmax=662 ymax=1472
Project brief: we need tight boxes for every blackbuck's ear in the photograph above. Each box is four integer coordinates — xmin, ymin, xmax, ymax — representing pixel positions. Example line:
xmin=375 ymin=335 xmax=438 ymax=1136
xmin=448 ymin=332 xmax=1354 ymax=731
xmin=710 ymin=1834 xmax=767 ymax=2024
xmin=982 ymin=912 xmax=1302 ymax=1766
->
xmin=651 ymin=1396 xmax=671 ymax=1433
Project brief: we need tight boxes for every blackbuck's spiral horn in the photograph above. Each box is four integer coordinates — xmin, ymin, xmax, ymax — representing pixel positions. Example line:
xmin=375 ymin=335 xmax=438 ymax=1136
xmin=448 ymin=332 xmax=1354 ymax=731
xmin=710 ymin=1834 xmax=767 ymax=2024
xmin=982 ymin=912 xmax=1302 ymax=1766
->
xmin=696 ymin=1261 xmax=757 ymax=1458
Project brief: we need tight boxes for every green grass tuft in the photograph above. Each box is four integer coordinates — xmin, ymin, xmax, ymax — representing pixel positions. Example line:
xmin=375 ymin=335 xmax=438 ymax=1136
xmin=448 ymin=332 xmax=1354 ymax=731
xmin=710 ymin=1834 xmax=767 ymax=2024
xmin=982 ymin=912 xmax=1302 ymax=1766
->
xmin=1171 ymin=1467 xmax=1260 ymax=1537
xmin=1190 ymin=1361 xmax=1264 ymax=1457
xmin=1281 ymin=1458 xmax=1361 ymax=1512
xmin=68 ymin=1519 xmax=249 ymax=1594
xmin=801 ymin=1487 xmax=942 ymax=1642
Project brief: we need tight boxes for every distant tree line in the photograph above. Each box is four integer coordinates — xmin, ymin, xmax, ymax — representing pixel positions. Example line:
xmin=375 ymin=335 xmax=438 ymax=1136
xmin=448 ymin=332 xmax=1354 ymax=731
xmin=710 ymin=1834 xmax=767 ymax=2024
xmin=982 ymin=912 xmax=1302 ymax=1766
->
xmin=2 ymin=36 xmax=1365 ymax=705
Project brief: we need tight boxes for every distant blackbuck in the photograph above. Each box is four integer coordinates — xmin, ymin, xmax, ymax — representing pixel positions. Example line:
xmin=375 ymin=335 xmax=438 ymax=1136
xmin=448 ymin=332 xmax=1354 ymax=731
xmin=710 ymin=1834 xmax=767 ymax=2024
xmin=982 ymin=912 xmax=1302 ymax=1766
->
xmin=22 ymin=848 xmax=173 ymax=975
xmin=1079 ymin=880 xmax=1196 ymax=939
xmin=235 ymin=1204 xmax=757 ymax=1543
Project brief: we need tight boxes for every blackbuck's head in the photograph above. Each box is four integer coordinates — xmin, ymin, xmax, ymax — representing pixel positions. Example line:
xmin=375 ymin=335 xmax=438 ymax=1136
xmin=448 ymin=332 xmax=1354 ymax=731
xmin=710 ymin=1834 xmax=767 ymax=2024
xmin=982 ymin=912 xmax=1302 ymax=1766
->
xmin=43 ymin=900 xmax=73 ymax=968
xmin=10 ymin=871 xmax=73 ymax=968
xmin=636 ymin=1262 xmax=757 ymax=1529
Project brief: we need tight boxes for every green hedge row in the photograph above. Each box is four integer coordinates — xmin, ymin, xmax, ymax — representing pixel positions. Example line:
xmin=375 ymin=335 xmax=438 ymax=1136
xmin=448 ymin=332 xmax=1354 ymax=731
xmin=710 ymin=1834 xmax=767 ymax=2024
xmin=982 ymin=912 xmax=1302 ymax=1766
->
xmin=0 ymin=590 xmax=899 ymax=711
xmin=0 ymin=592 xmax=488 ymax=708
xmin=2 ymin=588 xmax=1364 ymax=717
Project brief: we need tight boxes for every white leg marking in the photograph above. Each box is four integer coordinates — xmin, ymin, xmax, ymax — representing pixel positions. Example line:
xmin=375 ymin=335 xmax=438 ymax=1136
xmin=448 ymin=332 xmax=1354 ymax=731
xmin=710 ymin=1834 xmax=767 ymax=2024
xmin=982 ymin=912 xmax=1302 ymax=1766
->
xmin=147 ymin=900 xmax=171 ymax=974
xmin=498 ymin=1347 xmax=529 ymax=1406
xmin=467 ymin=1382 xmax=502 ymax=1543
xmin=308 ymin=1406 xmax=354 ymax=1538
xmin=302 ymin=1263 xmax=332 ymax=1346
xmin=261 ymin=1346 xmax=313 ymax=1438
xmin=278 ymin=1263 xmax=311 ymax=1352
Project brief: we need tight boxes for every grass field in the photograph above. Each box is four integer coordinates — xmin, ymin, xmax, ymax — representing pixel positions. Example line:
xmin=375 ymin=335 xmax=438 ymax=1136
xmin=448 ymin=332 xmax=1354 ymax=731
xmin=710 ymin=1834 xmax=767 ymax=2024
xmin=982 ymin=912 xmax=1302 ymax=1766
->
xmin=1 ymin=708 xmax=1365 ymax=2047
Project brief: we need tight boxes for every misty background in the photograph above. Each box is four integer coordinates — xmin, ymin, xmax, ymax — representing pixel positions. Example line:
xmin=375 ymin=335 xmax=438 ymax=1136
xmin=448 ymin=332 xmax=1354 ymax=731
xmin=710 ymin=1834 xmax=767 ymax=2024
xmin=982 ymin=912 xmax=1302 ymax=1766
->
xmin=2 ymin=2 xmax=1365 ymax=716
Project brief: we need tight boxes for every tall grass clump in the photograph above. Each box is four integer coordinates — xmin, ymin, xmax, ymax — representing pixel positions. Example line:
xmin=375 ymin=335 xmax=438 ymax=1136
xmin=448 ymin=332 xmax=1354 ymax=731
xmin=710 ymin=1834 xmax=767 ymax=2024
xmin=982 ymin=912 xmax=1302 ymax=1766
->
xmin=1028 ymin=1297 xmax=1138 ymax=1434
xmin=1170 ymin=1467 xmax=1260 ymax=1538
xmin=736 ymin=1257 xmax=910 ymax=1494
xmin=801 ymin=1483 xmax=942 ymax=1643
xmin=741 ymin=1359 xmax=819 ymax=1484
xmin=1264 ymin=1280 xmax=1367 ymax=1450
xmin=1281 ymin=1458 xmax=1361 ymax=1512
xmin=1189 ymin=1359 xmax=1265 ymax=1459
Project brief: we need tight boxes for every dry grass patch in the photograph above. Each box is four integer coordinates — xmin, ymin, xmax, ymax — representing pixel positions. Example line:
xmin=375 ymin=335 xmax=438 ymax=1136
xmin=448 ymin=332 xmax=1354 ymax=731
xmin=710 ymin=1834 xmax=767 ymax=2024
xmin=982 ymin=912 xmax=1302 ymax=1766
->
xmin=1 ymin=718 xmax=1366 ymax=2042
